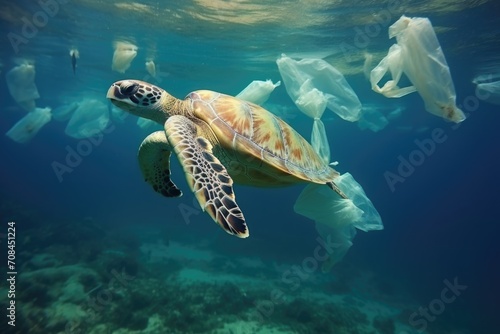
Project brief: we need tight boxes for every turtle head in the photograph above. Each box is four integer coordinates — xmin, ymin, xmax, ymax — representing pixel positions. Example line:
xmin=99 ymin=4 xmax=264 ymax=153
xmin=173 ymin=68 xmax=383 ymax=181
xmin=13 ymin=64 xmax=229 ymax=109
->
xmin=107 ymin=80 xmax=170 ymax=123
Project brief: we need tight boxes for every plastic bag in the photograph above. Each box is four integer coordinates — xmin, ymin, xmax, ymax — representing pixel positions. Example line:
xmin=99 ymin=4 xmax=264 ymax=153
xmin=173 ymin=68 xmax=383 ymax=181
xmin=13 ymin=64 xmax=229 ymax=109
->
xmin=6 ymin=107 xmax=51 ymax=143
xmin=293 ymin=84 xmax=330 ymax=162
xmin=370 ymin=44 xmax=417 ymax=98
xmin=294 ymin=172 xmax=382 ymax=269
xmin=145 ymin=60 xmax=156 ymax=77
xmin=5 ymin=63 xmax=40 ymax=111
xmin=112 ymin=41 xmax=137 ymax=73
xmin=358 ymin=104 xmax=389 ymax=132
xmin=371 ymin=15 xmax=465 ymax=123
xmin=473 ymin=74 xmax=500 ymax=105
xmin=65 ymin=99 xmax=109 ymax=139
xmin=52 ymin=102 xmax=79 ymax=122
xmin=277 ymin=54 xmax=362 ymax=122
xmin=236 ymin=79 xmax=281 ymax=105
xmin=277 ymin=55 xmax=361 ymax=164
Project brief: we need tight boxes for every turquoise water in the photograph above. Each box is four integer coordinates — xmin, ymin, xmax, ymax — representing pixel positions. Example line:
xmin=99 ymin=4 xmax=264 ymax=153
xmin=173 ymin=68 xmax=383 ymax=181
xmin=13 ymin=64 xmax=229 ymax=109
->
xmin=1 ymin=0 xmax=499 ymax=333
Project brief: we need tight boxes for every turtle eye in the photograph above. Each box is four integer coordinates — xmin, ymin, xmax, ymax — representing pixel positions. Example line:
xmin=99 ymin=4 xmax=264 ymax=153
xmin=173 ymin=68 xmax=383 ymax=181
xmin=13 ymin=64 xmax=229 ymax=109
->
xmin=121 ymin=83 xmax=139 ymax=96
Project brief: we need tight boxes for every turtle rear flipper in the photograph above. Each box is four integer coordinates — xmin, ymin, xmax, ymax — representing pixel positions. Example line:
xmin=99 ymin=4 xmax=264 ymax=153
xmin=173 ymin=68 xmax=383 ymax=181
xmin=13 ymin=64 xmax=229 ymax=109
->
xmin=165 ymin=115 xmax=248 ymax=238
xmin=138 ymin=131 xmax=182 ymax=197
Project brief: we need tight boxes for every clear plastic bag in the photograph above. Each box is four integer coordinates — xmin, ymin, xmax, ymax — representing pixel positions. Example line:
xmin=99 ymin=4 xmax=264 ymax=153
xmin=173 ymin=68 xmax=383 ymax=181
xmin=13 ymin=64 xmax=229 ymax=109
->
xmin=371 ymin=15 xmax=465 ymax=123
xmin=65 ymin=99 xmax=109 ymax=139
xmin=294 ymin=172 xmax=383 ymax=269
xmin=5 ymin=63 xmax=40 ymax=111
xmin=6 ymin=107 xmax=51 ymax=143
xmin=277 ymin=54 xmax=361 ymax=122
xmin=52 ymin=102 xmax=79 ymax=122
xmin=473 ymin=74 xmax=500 ymax=105
xmin=236 ymin=79 xmax=281 ymax=105
xmin=277 ymin=55 xmax=361 ymax=164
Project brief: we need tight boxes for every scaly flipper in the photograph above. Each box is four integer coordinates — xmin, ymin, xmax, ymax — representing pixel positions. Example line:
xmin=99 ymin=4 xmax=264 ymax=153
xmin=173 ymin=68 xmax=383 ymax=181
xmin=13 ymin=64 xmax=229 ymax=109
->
xmin=138 ymin=131 xmax=182 ymax=197
xmin=165 ymin=115 xmax=248 ymax=238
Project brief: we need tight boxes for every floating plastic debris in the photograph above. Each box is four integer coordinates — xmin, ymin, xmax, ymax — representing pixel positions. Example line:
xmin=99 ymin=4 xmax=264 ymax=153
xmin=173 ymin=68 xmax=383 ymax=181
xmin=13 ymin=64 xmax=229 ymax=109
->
xmin=5 ymin=63 xmax=40 ymax=112
xmin=112 ymin=41 xmax=137 ymax=73
xmin=473 ymin=74 xmax=500 ymax=105
xmin=65 ymin=99 xmax=109 ymax=139
xmin=371 ymin=15 xmax=465 ymax=123
xmin=277 ymin=54 xmax=361 ymax=163
xmin=236 ymin=79 xmax=281 ymax=105
xmin=145 ymin=60 xmax=156 ymax=77
xmin=52 ymin=102 xmax=79 ymax=122
xmin=6 ymin=107 xmax=51 ymax=143
xmin=294 ymin=172 xmax=383 ymax=271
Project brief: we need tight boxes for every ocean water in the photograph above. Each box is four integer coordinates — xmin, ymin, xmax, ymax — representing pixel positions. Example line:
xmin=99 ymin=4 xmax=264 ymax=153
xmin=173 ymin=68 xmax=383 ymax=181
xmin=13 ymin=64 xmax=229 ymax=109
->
xmin=1 ymin=0 xmax=499 ymax=333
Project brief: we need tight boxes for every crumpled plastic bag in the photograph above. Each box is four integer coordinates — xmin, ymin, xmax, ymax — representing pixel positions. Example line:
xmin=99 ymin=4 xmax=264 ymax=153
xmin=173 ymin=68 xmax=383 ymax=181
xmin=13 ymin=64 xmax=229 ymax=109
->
xmin=294 ymin=172 xmax=383 ymax=270
xmin=277 ymin=54 xmax=362 ymax=122
xmin=112 ymin=41 xmax=137 ymax=73
xmin=65 ymin=99 xmax=109 ymax=139
xmin=5 ymin=63 xmax=40 ymax=112
xmin=473 ymin=74 xmax=500 ymax=105
xmin=6 ymin=107 xmax=51 ymax=143
xmin=236 ymin=79 xmax=281 ymax=105
xmin=52 ymin=102 xmax=79 ymax=122
xmin=370 ymin=15 xmax=465 ymax=123
xmin=277 ymin=54 xmax=361 ymax=164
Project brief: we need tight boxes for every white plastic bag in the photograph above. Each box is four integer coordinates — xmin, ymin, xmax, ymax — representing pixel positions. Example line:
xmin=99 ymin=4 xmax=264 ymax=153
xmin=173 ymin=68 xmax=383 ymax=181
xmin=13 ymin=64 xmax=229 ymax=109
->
xmin=112 ymin=41 xmax=137 ymax=73
xmin=6 ymin=107 xmax=51 ymax=143
xmin=5 ymin=63 xmax=40 ymax=111
xmin=65 ymin=99 xmax=109 ymax=139
xmin=370 ymin=44 xmax=417 ymax=98
xmin=236 ymin=79 xmax=281 ymax=105
xmin=371 ymin=15 xmax=465 ymax=123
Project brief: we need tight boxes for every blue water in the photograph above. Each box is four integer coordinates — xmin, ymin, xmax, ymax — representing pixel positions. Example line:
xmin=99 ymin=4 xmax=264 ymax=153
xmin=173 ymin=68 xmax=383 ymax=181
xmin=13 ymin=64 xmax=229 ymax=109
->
xmin=1 ymin=1 xmax=499 ymax=333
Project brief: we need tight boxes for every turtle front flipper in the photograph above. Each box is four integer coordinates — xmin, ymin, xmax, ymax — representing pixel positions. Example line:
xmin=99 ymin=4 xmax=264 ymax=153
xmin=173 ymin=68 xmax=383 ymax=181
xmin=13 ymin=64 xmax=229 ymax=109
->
xmin=138 ymin=131 xmax=182 ymax=197
xmin=165 ymin=115 xmax=248 ymax=238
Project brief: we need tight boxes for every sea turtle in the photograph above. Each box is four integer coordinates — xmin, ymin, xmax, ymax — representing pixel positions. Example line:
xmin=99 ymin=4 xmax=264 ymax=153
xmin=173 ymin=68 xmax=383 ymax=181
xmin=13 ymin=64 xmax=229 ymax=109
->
xmin=106 ymin=80 xmax=347 ymax=238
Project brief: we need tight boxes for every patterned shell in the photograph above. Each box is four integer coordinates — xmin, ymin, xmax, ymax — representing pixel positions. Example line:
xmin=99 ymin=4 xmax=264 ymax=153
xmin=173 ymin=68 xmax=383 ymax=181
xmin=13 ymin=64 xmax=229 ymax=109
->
xmin=187 ymin=90 xmax=339 ymax=186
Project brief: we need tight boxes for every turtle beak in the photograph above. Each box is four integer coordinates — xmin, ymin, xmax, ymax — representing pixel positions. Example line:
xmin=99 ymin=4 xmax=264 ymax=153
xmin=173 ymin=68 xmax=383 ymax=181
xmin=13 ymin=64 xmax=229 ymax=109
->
xmin=107 ymin=80 xmax=139 ymax=101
